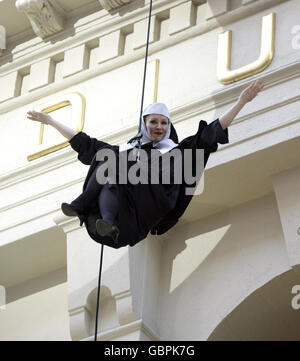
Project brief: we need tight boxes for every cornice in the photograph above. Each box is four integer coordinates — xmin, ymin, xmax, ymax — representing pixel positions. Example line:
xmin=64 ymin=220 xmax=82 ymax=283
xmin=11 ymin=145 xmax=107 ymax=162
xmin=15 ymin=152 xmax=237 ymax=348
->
xmin=1 ymin=0 xmax=288 ymax=74
xmin=0 ymin=0 xmax=289 ymax=115
xmin=1 ymin=0 xmax=175 ymax=70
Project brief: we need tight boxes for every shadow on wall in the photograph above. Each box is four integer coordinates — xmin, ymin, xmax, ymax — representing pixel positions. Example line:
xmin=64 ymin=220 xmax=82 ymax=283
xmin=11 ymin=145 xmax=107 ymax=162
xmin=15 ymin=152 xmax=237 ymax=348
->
xmin=164 ymin=193 xmax=287 ymax=295
xmin=169 ymin=223 xmax=231 ymax=293
xmin=157 ymin=193 xmax=292 ymax=340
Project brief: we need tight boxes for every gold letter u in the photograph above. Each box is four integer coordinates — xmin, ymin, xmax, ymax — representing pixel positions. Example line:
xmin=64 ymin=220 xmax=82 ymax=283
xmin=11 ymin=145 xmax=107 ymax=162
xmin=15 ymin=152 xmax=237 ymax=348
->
xmin=217 ymin=12 xmax=275 ymax=85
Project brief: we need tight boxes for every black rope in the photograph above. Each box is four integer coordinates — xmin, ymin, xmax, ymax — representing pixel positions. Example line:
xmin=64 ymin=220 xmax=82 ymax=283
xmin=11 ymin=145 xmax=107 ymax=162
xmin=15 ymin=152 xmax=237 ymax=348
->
xmin=128 ymin=0 xmax=153 ymax=147
xmin=94 ymin=243 xmax=104 ymax=341
xmin=93 ymin=0 xmax=153 ymax=341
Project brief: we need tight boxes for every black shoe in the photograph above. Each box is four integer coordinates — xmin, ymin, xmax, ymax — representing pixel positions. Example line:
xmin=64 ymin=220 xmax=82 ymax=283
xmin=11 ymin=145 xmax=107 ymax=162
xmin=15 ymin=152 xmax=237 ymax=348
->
xmin=96 ymin=219 xmax=120 ymax=244
xmin=61 ymin=202 xmax=86 ymax=227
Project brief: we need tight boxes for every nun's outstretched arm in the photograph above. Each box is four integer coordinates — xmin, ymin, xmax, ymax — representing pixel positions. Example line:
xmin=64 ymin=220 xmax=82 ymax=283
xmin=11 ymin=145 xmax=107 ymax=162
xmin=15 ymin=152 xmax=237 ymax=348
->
xmin=27 ymin=110 xmax=77 ymax=141
xmin=219 ymin=79 xmax=264 ymax=130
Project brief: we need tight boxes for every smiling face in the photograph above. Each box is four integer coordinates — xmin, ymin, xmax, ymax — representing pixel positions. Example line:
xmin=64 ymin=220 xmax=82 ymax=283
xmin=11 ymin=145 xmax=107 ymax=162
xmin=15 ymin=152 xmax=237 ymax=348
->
xmin=144 ymin=113 xmax=169 ymax=142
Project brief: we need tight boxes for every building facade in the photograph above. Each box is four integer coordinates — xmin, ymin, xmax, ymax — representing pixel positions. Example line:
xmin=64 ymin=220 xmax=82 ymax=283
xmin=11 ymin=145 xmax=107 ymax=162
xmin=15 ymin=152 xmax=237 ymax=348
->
xmin=0 ymin=0 xmax=300 ymax=340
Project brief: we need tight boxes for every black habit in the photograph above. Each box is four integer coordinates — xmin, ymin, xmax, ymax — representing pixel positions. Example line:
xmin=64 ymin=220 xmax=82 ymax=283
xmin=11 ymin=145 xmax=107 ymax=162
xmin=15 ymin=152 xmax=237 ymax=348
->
xmin=68 ymin=118 xmax=229 ymax=248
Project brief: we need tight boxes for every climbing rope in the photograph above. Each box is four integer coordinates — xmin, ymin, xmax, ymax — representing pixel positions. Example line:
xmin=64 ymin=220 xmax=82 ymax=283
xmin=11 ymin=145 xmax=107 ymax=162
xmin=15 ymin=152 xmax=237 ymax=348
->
xmin=94 ymin=242 xmax=104 ymax=341
xmin=94 ymin=0 xmax=153 ymax=341
xmin=128 ymin=0 xmax=153 ymax=148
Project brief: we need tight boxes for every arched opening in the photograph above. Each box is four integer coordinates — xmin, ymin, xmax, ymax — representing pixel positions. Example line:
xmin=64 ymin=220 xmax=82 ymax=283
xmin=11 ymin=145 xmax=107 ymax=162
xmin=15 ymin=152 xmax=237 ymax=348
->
xmin=208 ymin=268 xmax=300 ymax=341
xmin=85 ymin=285 xmax=119 ymax=337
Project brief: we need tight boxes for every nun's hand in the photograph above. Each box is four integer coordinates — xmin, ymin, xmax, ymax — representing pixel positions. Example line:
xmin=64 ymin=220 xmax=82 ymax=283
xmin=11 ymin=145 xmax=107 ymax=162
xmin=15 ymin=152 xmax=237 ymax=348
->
xmin=238 ymin=79 xmax=264 ymax=105
xmin=27 ymin=110 xmax=53 ymax=125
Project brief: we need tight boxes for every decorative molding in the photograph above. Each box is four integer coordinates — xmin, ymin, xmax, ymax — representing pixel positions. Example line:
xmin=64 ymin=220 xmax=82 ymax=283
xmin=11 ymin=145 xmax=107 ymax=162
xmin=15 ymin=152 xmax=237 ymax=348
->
xmin=0 ymin=0 xmax=286 ymax=76
xmin=99 ymin=0 xmax=133 ymax=12
xmin=69 ymin=306 xmax=90 ymax=341
xmin=0 ymin=60 xmax=299 ymax=191
xmin=84 ymin=319 xmax=160 ymax=341
xmin=54 ymin=214 xmax=83 ymax=234
xmin=0 ymin=0 xmax=286 ymax=104
xmin=15 ymin=0 xmax=64 ymax=39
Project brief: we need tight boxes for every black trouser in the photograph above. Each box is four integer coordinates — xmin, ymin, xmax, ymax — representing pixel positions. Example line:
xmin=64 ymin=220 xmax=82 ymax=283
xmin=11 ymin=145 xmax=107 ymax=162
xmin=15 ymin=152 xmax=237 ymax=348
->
xmin=71 ymin=164 xmax=119 ymax=225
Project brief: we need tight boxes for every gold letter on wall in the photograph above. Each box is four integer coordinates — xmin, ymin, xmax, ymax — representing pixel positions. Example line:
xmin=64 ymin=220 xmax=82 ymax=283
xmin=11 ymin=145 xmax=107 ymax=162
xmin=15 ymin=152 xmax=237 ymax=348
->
xmin=27 ymin=92 xmax=85 ymax=161
xmin=217 ymin=12 xmax=275 ymax=84
xmin=144 ymin=59 xmax=160 ymax=104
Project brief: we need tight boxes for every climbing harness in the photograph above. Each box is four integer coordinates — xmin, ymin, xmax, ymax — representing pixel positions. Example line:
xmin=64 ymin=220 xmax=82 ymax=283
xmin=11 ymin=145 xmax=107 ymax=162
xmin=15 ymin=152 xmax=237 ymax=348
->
xmin=93 ymin=0 xmax=153 ymax=341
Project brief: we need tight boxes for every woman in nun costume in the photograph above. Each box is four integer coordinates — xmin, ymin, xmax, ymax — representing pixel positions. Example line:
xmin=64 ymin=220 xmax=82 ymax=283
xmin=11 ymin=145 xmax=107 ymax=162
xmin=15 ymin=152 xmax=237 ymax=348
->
xmin=27 ymin=80 xmax=264 ymax=249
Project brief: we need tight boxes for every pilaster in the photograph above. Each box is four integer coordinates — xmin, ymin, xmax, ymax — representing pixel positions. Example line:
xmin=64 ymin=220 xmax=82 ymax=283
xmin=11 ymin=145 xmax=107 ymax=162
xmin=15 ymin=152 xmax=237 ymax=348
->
xmin=54 ymin=214 xmax=162 ymax=341
xmin=272 ymin=166 xmax=300 ymax=275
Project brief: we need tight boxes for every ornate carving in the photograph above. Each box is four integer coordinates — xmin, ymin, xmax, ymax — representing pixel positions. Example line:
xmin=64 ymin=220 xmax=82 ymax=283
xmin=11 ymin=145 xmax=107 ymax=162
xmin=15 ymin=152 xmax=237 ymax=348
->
xmin=16 ymin=0 xmax=64 ymax=39
xmin=99 ymin=0 xmax=133 ymax=11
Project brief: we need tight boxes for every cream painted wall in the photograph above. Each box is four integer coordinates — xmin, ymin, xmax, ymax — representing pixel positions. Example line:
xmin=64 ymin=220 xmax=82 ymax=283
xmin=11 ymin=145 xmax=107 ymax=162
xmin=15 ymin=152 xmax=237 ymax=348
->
xmin=158 ymin=193 xmax=291 ymax=340
xmin=0 ymin=281 xmax=70 ymax=341
xmin=1 ymin=0 xmax=299 ymax=341
xmin=2 ymin=0 xmax=299 ymax=245
xmin=1 ymin=0 xmax=299 ymax=175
